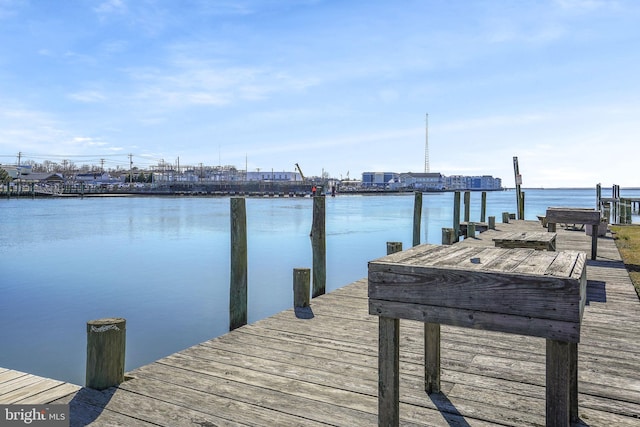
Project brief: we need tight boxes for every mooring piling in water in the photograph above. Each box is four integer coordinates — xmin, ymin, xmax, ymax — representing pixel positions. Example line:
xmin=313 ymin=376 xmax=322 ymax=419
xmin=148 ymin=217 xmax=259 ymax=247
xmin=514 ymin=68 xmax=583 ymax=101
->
xmin=311 ymin=195 xmax=326 ymax=298
xmin=230 ymin=197 xmax=248 ymax=331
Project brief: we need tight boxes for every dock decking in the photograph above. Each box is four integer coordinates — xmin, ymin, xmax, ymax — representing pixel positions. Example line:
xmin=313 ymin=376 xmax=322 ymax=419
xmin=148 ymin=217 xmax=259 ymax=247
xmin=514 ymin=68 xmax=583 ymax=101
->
xmin=2 ymin=220 xmax=640 ymax=426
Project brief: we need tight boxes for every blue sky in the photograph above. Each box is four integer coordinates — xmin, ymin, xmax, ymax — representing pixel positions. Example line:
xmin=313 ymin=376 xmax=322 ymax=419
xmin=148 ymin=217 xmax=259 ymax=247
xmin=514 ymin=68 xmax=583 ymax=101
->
xmin=1 ymin=0 xmax=638 ymax=187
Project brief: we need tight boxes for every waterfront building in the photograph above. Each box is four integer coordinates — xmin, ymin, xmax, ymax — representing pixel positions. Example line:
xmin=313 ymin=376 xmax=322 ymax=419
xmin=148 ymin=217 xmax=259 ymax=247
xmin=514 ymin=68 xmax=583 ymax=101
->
xmin=245 ymin=171 xmax=302 ymax=182
xmin=399 ymin=172 xmax=446 ymax=191
xmin=445 ymin=175 xmax=502 ymax=190
xmin=362 ymin=172 xmax=399 ymax=188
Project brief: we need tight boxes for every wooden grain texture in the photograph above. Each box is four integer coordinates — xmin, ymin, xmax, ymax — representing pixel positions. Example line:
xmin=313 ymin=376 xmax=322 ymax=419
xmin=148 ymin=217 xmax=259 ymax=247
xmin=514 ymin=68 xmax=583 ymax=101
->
xmin=1 ymin=219 xmax=638 ymax=426
xmin=230 ymin=197 xmax=248 ymax=330
xmin=369 ymin=246 xmax=585 ymax=326
xmin=85 ymin=317 xmax=126 ymax=390
xmin=413 ymin=191 xmax=422 ymax=247
xmin=311 ymin=195 xmax=326 ymax=297
xmin=493 ymin=231 xmax=557 ymax=251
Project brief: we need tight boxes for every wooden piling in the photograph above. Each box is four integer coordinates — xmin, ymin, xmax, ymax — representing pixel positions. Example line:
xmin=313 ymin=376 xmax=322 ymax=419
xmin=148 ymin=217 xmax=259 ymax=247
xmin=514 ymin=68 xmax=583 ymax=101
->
xmin=386 ymin=242 xmax=403 ymax=255
xmin=311 ymin=195 xmax=326 ymax=298
xmin=520 ymin=191 xmax=525 ymax=219
xmin=86 ymin=318 xmax=126 ymax=390
xmin=466 ymin=222 xmax=476 ymax=239
xmin=488 ymin=216 xmax=496 ymax=230
xmin=502 ymin=212 xmax=510 ymax=223
xmin=413 ymin=192 xmax=422 ymax=247
xmin=463 ymin=191 xmax=470 ymax=222
xmin=480 ymin=191 xmax=487 ymax=223
xmin=441 ymin=228 xmax=456 ymax=245
xmin=453 ymin=191 xmax=461 ymax=243
xmin=230 ymin=197 xmax=248 ymax=331
xmin=293 ymin=268 xmax=311 ymax=308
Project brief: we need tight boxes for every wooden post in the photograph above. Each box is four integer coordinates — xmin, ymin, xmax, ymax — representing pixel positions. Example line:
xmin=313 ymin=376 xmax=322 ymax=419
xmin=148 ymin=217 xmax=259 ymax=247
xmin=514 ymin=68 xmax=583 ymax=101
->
xmin=488 ymin=216 xmax=496 ymax=230
xmin=424 ymin=323 xmax=440 ymax=394
xmin=86 ymin=318 xmax=126 ymax=390
xmin=311 ymin=195 xmax=326 ymax=298
xmin=611 ymin=185 xmax=617 ymax=223
xmin=520 ymin=191 xmax=525 ymax=220
xmin=463 ymin=191 xmax=470 ymax=223
xmin=386 ymin=242 xmax=403 ymax=255
xmin=546 ymin=339 xmax=571 ymax=427
xmin=603 ymin=202 xmax=610 ymax=224
xmin=514 ymin=156 xmax=523 ymax=220
xmin=466 ymin=222 xmax=476 ymax=239
xmin=230 ymin=197 xmax=248 ymax=331
xmin=596 ymin=183 xmax=601 ymax=210
xmin=480 ymin=191 xmax=487 ymax=223
xmin=379 ymin=316 xmax=400 ymax=426
xmin=453 ymin=191 xmax=461 ymax=242
xmin=413 ymin=192 xmax=422 ymax=247
xmin=569 ymin=342 xmax=579 ymax=423
xmin=502 ymin=212 xmax=510 ymax=223
xmin=293 ymin=268 xmax=310 ymax=308
xmin=441 ymin=228 xmax=456 ymax=245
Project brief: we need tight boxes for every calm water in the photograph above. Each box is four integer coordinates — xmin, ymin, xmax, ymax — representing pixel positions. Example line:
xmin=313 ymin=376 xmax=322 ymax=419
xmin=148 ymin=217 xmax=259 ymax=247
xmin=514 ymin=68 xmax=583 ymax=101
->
xmin=1 ymin=188 xmax=638 ymax=385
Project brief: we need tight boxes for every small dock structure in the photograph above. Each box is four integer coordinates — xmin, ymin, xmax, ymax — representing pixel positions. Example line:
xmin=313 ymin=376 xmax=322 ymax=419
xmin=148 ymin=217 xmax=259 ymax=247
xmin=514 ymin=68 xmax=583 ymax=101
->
xmin=2 ymin=220 xmax=640 ymax=425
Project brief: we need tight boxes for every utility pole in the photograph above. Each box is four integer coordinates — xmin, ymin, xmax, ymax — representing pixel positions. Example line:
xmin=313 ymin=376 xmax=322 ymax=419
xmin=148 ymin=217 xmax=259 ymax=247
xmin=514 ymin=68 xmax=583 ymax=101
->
xmin=128 ymin=153 xmax=133 ymax=187
xmin=424 ymin=114 xmax=430 ymax=173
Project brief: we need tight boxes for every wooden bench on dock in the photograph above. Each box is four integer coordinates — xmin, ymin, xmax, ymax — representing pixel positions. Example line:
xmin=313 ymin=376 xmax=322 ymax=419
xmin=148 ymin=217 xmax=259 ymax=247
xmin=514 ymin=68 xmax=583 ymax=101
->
xmin=545 ymin=207 xmax=601 ymax=260
xmin=369 ymin=244 xmax=587 ymax=426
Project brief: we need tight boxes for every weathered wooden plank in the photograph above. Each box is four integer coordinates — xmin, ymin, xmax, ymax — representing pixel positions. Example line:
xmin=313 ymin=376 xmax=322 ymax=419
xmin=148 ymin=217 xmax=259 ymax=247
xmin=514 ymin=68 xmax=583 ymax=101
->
xmin=369 ymin=299 xmax=581 ymax=342
xmin=12 ymin=382 xmax=81 ymax=404
xmin=546 ymin=208 xmax=601 ymax=225
xmin=369 ymin=265 xmax=583 ymax=323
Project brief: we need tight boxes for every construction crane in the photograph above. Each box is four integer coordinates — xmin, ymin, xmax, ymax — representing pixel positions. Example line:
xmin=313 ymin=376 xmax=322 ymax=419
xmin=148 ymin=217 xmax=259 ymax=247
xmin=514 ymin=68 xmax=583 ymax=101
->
xmin=295 ymin=163 xmax=305 ymax=181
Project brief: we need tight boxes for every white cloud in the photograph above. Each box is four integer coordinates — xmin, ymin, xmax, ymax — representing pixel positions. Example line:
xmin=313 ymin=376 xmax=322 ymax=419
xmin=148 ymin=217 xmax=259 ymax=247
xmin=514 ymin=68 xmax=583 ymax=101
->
xmin=94 ymin=0 xmax=128 ymax=16
xmin=69 ymin=91 xmax=107 ymax=103
xmin=554 ymin=0 xmax=613 ymax=12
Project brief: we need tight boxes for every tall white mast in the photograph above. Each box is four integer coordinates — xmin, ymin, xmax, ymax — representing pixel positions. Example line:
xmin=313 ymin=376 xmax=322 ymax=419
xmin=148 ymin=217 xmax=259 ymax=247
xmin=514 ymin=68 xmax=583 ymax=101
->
xmin=424 ymin=113 xmax=430 ymax=173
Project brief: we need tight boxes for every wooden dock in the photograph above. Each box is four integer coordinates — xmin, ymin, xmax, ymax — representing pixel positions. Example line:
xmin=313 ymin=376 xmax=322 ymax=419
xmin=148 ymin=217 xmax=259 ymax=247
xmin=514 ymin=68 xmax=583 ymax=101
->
xmin=2 ymin=220 xmax=640 ymax=426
